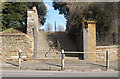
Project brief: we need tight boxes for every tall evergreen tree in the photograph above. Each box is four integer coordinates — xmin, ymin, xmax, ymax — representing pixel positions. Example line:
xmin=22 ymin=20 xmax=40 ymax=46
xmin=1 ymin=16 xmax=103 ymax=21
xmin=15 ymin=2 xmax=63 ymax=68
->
xmin=2 ymin=2 xmax=47 ymax=32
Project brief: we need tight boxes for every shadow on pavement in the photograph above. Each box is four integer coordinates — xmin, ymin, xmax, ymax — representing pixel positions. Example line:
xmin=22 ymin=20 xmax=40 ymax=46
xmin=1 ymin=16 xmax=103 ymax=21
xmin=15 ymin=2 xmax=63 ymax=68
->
xmin=86 ymin=62 xmax=106 ymax=67
xmin=6 ymin=62 xmax=18 ymax=67
xmin=45 ymin=62 xmax=61 ymax=67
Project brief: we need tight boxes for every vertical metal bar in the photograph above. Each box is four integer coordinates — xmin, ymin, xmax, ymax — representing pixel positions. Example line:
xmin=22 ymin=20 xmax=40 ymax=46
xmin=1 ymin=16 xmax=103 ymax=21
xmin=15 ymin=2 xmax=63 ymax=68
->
xmin=106 ymin=51 xmax=109 ymax=70
xmin=83 ymin=28 xmax=88 ymax=60
xmin=61 ymin=49 xmax=65 ymax=71
xmin=57 ymin=41 xmax=61 ymax=60
xmin=18 ymin=49 xmax=21 ymax=69
xmin=113 ymin=32 xmax=116 ymax=45
xmin=113 ymin=32 xmax=115 ymax=45
xmin=33 ymin=27 xmax=37 ymax=59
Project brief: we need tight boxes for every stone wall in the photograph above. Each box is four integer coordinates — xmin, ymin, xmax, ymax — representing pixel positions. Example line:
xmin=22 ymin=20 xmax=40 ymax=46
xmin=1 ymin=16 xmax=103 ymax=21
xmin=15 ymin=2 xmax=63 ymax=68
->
xmin=1 ymin=33 xmax=34 ymax=61
xmin=96 ymin=45 xmax=119 ymax=61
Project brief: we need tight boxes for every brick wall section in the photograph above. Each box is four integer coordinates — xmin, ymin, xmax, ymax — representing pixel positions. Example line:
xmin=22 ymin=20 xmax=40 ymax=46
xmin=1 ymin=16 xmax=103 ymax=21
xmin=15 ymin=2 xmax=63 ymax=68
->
xmin=96 ymin=45 xmax=119 ymax=61
xmin=1 ymin=33 xmax=34 ymax=61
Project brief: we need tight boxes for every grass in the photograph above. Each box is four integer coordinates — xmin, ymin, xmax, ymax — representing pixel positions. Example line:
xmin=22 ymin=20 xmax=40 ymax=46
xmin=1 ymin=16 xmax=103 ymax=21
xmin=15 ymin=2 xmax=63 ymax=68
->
xmin=0 ymin=28 xmax=15 ymax=33
xmin=0 ymin=27 xmax=24 ymax=34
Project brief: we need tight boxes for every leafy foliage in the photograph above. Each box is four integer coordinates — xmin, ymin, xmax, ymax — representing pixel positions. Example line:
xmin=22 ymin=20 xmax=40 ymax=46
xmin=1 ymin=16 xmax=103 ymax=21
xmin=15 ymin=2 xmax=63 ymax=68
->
xmin=53 ymin=2 xmax=118 ymax=36
xmin=85 ymin=3 xmax=118 ymax=33
xmin=2 ymin=2 xmax=47 ymax=32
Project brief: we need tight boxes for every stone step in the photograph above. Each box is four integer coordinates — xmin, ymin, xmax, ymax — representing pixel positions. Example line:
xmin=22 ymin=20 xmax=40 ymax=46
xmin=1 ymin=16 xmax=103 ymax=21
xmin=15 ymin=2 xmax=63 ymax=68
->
xmin=37 ymin=47 xmax=77 ymax=51
xmin=37 ymin=49 xmax=59 ymax=51
xmin=37 ymin=47 xmax=50 ymax=49
xmin=60 ymin=44 xmax=76 ymax=46
xmin=37 ymin=51 xmax=59 ymax=53
xmin=37 ymin=45 xmax=76 ymax=50
xmin=37 ymin=44 xmax=49 ymax=46
xmin=60 ymin=46 xmax=77 ymax=48
xmin=37 ymin=51 xmax=60 ymax=54
xmin=37 ymin=32 xmax=78 ymax=58
xmin=37 ymin=53 xmax=59 ymax=56
xmin=59 ymin=41 xmax=75 ymax=43
xmin=37 ymin=53 xmax=60 ymax=59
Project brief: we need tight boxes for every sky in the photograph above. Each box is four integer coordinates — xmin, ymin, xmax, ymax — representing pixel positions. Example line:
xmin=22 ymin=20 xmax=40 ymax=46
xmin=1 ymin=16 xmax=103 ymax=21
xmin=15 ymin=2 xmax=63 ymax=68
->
xmin=40 ymin=0 xmax=67 ymax=31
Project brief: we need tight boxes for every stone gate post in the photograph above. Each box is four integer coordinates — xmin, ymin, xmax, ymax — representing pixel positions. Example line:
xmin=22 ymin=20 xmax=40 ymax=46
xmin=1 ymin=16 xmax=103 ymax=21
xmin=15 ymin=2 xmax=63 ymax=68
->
xmin=87 ymin=21 xmax=97 ymax=61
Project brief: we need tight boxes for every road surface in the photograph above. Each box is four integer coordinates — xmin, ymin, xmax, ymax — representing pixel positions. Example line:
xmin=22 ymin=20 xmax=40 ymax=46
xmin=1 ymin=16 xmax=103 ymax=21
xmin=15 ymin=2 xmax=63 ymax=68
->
xmin=1 ymin=70 xmax=118 ymax=77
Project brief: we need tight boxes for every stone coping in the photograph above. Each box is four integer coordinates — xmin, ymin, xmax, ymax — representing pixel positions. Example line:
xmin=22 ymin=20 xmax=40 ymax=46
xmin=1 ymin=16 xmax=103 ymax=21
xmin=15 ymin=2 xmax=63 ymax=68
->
xmin=39 ymin=31 xmax=67 ymax=33
xmin=87 ymin=21 xmax=97 ymax=24
xmin=0 ymin=33 xmax=26 ymax=36
xmin=96 ymin=45 xmax=120 ymax=48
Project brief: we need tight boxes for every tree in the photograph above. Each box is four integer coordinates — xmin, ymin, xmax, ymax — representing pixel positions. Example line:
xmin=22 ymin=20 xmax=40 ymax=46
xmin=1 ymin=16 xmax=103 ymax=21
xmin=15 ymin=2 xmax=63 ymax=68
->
xmin=2 ymin=2 xmax=47 ymax=32
xmin=118 ymin=2 xmax=120 ymax=45
xmin=53 ymin=2 xmax=91 ymax=39
xmin=0 ymin=2 xmax=2 ymax=31
xmin=85 ymin=3 xmax=118 ymax=33
xmin=53 ymin=2 xmax=118 ymax=34
xmin=45 ymin=23 xmax=53 ymax=32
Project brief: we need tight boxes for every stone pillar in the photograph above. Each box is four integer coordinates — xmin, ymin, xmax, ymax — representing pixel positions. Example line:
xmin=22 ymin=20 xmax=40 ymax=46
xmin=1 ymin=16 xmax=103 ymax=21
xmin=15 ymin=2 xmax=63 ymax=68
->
xmin=27 ymin=10 xmax=35 ymax=37
xmin=27 ymin=6 xmax=39 ymax=59
xmin=27 ymin=6 xmax=39 ymax=37
xmin=87 ymin=21 xmax=97 ymax=62
xmin=33 ymin=6 xmax=39 ymax=32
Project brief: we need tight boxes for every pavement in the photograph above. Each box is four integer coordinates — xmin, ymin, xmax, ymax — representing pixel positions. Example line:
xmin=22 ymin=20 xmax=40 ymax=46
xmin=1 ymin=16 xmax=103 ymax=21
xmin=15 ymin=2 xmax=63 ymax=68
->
xmin=2 ymin=59 xmax=118 ymax=72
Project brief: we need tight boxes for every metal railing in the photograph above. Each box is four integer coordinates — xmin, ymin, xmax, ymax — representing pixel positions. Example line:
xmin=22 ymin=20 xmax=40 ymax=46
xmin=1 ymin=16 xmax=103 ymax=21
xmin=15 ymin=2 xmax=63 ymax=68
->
xmin=61 ymin=49 xmax=109 ymax=71
xmin=17 ymin=49 xmax=110 ymax=71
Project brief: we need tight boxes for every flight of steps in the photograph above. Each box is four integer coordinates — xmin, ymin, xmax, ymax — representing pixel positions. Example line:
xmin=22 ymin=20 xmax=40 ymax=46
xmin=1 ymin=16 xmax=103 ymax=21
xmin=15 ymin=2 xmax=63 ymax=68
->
xmin=37 ymin=31 xmax=59 ymax=59
xmin=57 ymin=32 xmax=79 ymax=58
xmin=37 ymin=31 xmax=78 ymax=59
xmin=57 ymin=32 xmax=77 ymax=51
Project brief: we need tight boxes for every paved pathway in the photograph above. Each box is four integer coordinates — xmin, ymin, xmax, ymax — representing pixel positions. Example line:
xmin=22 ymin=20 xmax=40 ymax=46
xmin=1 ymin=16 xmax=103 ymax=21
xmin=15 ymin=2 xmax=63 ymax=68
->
xmin=2 ymin=59 xmax=118 ymax=71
